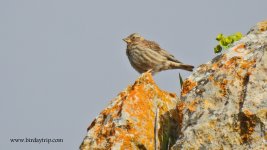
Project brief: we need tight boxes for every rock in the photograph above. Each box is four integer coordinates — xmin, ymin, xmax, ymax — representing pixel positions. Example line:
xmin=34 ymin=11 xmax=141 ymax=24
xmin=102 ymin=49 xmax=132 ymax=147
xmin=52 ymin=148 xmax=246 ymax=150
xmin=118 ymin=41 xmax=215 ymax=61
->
xmin=80 ymin=20 xmax=267 ymax=150
xmin=172 ymin=20 xmax=267 ymax=149
xmin=80 ymin=73 xmax=179 ymax=150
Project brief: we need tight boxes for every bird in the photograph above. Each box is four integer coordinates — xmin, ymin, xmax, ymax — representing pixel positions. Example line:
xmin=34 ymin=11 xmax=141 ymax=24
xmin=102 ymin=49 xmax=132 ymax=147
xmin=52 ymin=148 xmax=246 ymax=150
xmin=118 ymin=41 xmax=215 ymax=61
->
xmin=123 ymin=33 xmax=194 ymax=75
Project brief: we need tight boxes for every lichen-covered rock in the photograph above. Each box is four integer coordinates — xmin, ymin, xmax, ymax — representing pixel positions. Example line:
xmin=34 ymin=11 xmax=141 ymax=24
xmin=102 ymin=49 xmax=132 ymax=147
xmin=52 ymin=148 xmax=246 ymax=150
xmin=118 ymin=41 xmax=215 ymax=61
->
xmin=80 ymin=20 xmax=267 ymax=150
xmin=172 ymin=20 xmax=267 ymax=150
xmin=80 ymin=73 xmax=179 ymax=150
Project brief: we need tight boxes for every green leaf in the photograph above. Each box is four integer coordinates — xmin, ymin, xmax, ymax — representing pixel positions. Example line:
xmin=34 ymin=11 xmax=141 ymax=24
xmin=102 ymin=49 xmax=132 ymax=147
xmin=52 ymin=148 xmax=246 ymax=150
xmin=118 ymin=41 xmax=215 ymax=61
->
xmin=214 ymin=45 xmax=222 ymax=53
xmin=235 ymin=32 xmax=243 ymax=39
xmin=219 ymin=38 xmax=228 ymax=47
xmin=231 ymin=35 xmax=239 ymax=41
xmin=179 ymin=73 xmax=183 ymax=88
xmin=216 ymin=33 xmax=224 ymax=41
xmin=214 ymin=32 xmax=243 ymax=55
xmin=225 ymin=37 xmax=233 ymax=44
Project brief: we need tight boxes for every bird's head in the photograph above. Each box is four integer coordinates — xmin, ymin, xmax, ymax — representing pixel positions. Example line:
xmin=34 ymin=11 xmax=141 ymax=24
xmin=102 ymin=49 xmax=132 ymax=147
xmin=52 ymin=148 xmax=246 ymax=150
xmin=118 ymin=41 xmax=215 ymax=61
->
xmin=123 ymin=33 xmax=144 ymax=44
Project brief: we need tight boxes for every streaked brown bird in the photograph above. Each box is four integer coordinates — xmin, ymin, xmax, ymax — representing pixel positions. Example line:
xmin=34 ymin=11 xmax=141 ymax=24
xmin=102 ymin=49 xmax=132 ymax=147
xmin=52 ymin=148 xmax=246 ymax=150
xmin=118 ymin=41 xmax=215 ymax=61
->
xmin=123 ymin=33 xmax=194 ymax=74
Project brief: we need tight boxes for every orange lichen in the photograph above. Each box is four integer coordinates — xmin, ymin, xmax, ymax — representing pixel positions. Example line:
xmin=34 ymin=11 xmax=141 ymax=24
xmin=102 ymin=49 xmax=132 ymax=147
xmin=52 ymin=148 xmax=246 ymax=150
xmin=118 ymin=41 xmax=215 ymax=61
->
xmin=211 ymin=76 xmax=228 ymax=97
xmin=212 ymin=58 xmax=256 ymax=98
xmin=243 ymin=109 xmax=253 ymax=116
xmin=187 ymin=99 xmax=198 ymax=112
xmin=198 ymin=64 xmax=210 ymax=74
xmin=224 ymin=56 xmax=242 ymax=69
xmin=233 ymin=43 xmax=246 ymax=53
xmin=81 ymin=72 xmax=178 ymax=150
xmin=203 ymin=100 xmax=214 ymax=109
xmin=206 ymin=134 xmax=214 ymax=142
xmin=221 ymin=57 xmax=255 ymax=84
xmin=208 ymin=74 xmax=214 ymax=81
xmin=181 ymin=79 xmax=197 ymax=96
xmin=240 ymin=59 xmax=256 ymax=69
xmin=177 ymin=102 xmax=185 ymax=131
xmin=120 ymin=75 xmax=156 ymax=149
xmin=219 ymin=79 xmax=228 ymax=96
xmin=208 ymin=120 xmax=217 ymax=129
xmin=212 ymin=63 xmax=218 ymax=70
xmin=257 ymin=20 xmax=267 ymax=32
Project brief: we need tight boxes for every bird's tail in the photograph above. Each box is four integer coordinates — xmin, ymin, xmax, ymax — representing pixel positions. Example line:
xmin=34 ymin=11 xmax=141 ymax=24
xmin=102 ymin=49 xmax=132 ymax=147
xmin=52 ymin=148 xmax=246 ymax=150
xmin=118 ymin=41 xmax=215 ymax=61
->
xmin=169 ymin=62 xmax=194 ymax=72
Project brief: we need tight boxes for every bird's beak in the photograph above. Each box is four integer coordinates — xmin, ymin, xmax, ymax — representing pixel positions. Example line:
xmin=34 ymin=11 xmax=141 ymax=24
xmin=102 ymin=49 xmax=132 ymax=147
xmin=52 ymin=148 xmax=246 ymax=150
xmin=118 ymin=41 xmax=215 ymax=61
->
xmin=123 ymin=38 xmax=131 ymax=43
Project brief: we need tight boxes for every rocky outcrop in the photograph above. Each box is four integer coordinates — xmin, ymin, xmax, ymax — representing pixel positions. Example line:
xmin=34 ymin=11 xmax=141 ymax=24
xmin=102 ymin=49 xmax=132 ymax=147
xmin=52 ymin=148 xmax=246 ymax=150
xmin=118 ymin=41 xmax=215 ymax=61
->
xmin=172 ymin=20 xmax=267 ymax=149
xmin=80 ymin=73 xmax=179 ymax=150
xmin=80 ymin=20 xmax=267 ymax=150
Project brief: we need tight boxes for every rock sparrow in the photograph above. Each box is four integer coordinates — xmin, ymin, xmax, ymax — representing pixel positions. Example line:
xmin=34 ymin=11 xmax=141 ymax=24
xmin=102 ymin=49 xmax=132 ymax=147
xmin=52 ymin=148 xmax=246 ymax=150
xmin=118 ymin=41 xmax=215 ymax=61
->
xmin=123 ymin=33 xmax=194 ymax=74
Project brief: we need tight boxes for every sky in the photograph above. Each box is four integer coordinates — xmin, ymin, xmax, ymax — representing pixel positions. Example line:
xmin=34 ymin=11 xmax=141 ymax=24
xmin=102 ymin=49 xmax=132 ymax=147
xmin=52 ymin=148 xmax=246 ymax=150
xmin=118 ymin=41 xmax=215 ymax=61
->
xmin=0 ymin=0 xmax=266 ymax=149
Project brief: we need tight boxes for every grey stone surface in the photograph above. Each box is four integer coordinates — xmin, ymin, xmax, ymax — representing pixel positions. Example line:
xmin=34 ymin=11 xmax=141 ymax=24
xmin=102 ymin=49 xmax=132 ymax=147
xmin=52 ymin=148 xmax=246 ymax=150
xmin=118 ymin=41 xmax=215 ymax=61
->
xmin=172 ymin=20 xmax=267 ymax=150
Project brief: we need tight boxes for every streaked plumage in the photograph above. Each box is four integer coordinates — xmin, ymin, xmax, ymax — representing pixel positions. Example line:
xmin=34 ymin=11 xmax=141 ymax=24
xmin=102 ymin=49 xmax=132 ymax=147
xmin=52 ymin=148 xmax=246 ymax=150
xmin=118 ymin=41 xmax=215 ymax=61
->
xmin=123 ymin=33 xmax=194 ymax=74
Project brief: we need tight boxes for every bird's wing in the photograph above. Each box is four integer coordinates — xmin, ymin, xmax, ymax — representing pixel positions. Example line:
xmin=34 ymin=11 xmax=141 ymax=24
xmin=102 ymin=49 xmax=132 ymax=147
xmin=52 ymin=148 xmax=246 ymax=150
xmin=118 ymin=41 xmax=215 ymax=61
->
xmin=159 ymin=49 xmax=182 ymax=63
xmin=145 ymin=40 xmax=161 ymax=50
xmin=145 ymin=40 xmax=182 ymax=63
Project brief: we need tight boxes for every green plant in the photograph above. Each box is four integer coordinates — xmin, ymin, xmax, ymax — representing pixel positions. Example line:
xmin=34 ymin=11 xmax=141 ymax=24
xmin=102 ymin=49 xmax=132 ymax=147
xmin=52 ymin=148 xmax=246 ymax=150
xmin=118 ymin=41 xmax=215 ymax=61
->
xmin=214 ymin=32 xmax=243 ymax=54
xmin=179 ymin=73 xmax=183 ymax=88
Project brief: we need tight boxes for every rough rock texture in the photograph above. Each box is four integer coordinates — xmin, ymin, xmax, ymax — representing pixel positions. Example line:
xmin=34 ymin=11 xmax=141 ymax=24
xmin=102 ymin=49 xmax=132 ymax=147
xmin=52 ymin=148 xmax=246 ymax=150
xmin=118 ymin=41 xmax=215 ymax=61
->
xmin=80 ymin=20 xmax=267 ymax=150
xmin=80 ymin=73 xmax=179 ymax=150
xmin=173 ymin=20 xmax=267 ymax=149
